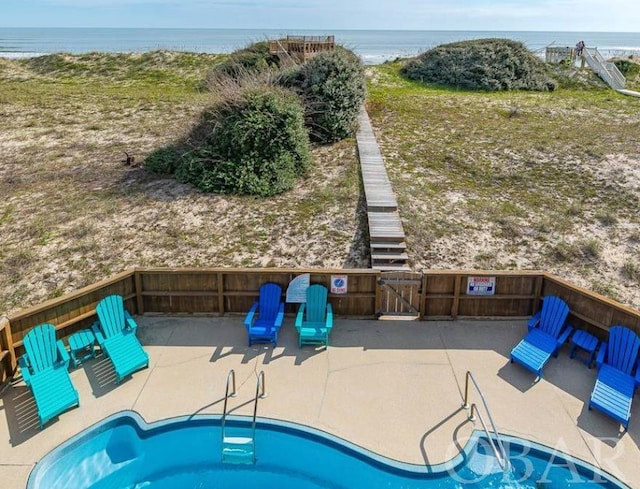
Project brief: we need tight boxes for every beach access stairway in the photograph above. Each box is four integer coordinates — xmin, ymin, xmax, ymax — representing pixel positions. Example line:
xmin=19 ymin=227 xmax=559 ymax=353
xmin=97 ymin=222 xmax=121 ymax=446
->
xmin=582 ymin=47 xmax=626 ymax=90
xmin=356 ymin=109 xmax=410 ymax=271
xmin=545 ymin=46 xmax=637 ymax=95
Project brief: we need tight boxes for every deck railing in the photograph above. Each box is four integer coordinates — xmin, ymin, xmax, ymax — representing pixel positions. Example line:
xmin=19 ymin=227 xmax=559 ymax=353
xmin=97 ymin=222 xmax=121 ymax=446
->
xmin=268 ymin=35 xmax=334 ymax=62
xmin=2 ymin=267 xmax=640 ymax=380
xmin=545 ymin=46 xmax=575 ymax=64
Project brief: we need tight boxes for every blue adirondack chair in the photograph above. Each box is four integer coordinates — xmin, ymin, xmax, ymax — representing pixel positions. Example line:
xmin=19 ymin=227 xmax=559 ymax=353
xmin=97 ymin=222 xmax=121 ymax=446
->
xmin=295 ymin=284 xmax=333 ymax=347
xmin=244 ymin=283 xmax=285 ymax=346
xmin=589 ymin=325 xmax=640 ymax=430
xmin=510 ymin=296 xmax=573 ymax=380
xmin=19 ymin=324 xmax=79 ymax=427
xmin=93 ymin=295 xmax=149 ymax=383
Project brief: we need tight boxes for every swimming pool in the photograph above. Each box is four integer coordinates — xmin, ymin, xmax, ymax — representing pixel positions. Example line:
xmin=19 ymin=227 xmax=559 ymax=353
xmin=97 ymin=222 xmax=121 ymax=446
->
xmin=27 ymin=411 xmax=628 ymax=489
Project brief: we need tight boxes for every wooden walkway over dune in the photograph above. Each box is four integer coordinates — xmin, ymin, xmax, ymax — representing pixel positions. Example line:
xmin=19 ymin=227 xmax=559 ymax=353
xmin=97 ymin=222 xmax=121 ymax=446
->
xmin=357 ymin=109 xmax=409 ymax=271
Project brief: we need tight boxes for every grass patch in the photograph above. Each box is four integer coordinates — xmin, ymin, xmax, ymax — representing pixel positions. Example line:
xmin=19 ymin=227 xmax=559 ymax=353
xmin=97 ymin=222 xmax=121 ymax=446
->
xmin=0 ymin=52 xmax=366 ymax=314
xmin=579 ymin=238 xmax=603 ymax=260
xmin=1 ymin=53 xmax=639 ymax=313
xmin=595 ymin=210 xmax=618 ymax=226
xmin=368 ymin=61 xmax=640 ymax=307
xmin=621 ymin=261 xmax=640 ymax=282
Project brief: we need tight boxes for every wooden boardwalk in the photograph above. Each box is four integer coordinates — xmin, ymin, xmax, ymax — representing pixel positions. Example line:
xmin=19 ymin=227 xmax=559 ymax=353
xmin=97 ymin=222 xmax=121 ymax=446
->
xmin=356 ymin=109 xmax=409 ymax=271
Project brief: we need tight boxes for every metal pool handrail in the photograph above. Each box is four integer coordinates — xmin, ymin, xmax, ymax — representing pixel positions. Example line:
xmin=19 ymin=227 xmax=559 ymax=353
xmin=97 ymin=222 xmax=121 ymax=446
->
xmin=221 ymin=369 xmax=237 ymax=445
xmin=468 ymin=403 xmax=508 ymax=471
xmin=463 ymin=371 xmax=509 ymax=471
xmin=250 ymin=371 xmax=267 ymax=463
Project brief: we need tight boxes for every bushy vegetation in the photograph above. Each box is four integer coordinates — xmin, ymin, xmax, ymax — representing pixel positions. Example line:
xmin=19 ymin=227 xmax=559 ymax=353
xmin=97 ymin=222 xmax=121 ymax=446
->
xmin=281 ymin=48 xmax=366 ymax=143
xmin=23 ymin=51 xmax=223 ymax=85
xmin=614 ymin=58 xmax=640 ymax=77
xmin=149 ymin=42 xmax=366 ymax=196
xmin=401 ymin=38 xmax=557 ymax=91
xmin=612 ymin=57 xmax=640 ymax=90
xmin=206 ymin=41 xmax=281 ymax=83
xmin=146 ymin=86 xmax=311 ymax=196
xmin=546 ymin=64 xmax=608 ymax=90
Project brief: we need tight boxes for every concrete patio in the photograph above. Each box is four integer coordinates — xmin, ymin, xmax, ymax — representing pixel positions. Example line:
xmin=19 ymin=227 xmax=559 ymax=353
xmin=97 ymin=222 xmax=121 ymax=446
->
xmin=1 ymin=316 xmax=638 ymax=488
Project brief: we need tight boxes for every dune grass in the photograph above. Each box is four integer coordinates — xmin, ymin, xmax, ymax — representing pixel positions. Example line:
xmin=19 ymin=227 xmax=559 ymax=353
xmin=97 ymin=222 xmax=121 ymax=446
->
xmin=367 ymin=63 xmax=640 ymax=306
xmin=0 ymin=52 xmax=367 ymax=314
xmin=1 ymin=52 xmax=639 ymax=314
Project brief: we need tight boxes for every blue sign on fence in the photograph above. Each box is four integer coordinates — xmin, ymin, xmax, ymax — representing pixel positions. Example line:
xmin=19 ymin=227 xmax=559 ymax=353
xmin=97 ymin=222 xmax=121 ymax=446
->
xmin=331 ymin=275 xmax=348 ymax=294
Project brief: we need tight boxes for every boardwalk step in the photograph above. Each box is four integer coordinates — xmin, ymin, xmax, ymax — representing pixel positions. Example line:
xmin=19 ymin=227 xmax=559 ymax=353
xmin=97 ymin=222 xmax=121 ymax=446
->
xmin=370 ymin=241 xmax=407 ymax=250
xmin=372 ymin=264 xmax=412 ymax=271
xmin=368 ymin=212 xmax=405 ymax=241
xmin=368 ymin=208 xmax=399 ymax=215
xmin=372 ymin=252 xmax=409 ymax=261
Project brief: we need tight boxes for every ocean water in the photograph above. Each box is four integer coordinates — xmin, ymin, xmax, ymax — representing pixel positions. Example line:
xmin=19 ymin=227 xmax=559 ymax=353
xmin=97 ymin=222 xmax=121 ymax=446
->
xmin=1 ymin=27 xmax=639 ymax=64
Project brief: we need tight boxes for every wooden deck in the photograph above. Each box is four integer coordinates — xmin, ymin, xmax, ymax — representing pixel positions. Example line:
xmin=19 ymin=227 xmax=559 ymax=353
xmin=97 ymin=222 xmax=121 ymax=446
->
xmin=357 ymin=109 xmax=409 ymax=271
xmin=268 ymin=35 xmax=335 ymax=63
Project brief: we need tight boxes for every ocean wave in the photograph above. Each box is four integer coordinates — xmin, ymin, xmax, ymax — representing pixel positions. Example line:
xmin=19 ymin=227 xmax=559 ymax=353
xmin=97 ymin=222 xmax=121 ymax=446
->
xmin=0 ymin=51 xmax=47 ymax=59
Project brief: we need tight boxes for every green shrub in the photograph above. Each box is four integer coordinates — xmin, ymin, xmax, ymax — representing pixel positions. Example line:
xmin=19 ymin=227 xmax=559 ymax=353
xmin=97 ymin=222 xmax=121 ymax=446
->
xmin=148 ymin=43 xmax=364 ymax=194
xmin=145 ymin=145 xmax=185 ymax=174
xmin=207 ymin=41 xmax=281 ymax=83
xmin=401 ymin=38 xmax=557 ymax=92
xmin=281 ymin=48 xmax=366 ymax=143
xmin=614 ymin=59 xmax=640 ymax=76
xmin=148 ymin=86 xmax=311 ymax=197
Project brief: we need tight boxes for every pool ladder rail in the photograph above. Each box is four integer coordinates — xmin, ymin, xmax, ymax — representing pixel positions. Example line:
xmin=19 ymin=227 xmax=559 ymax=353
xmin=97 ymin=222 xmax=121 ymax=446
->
xmin=462 ymin=371 xmax=509 ymax=471
xmin=221 ymin=370 xmax=267 ymax=464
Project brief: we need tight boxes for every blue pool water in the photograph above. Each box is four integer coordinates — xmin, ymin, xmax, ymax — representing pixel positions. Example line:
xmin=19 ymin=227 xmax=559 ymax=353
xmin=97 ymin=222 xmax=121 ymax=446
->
xmin=28 ymin=411 xmax=628 ymax=489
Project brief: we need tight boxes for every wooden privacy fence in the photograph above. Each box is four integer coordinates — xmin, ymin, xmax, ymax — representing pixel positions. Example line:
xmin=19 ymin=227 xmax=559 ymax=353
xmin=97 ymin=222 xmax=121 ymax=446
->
xmin=0 ymin=316 xmax=13 ymax=384
xmin=2 ymin=267 xmax=640 ymax=381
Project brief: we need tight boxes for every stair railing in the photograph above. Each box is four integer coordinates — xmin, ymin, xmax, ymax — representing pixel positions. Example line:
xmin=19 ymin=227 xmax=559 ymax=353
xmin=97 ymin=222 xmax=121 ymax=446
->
xmin=221 ymin=369 xmax=237 ymax=447
xmin=594 ymin=48 xmax=626 ymax=88
xmin=463 ymin=371 xmax=509 ymax=471
xmin=583 ymin=48 xmax=626 ymax=89
xmin=249 ymin=371 xmax=267 ymax=463
xmin=274 ymin=38 xmax=296 ymax=66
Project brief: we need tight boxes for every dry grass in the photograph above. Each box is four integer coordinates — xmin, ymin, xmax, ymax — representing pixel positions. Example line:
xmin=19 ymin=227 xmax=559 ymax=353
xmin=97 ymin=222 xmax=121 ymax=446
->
xmin=0 ymin=53 xmax=368 ymax=314
xmin=368 ymin=63 xmax=640 ymax=308
xmin=2 ymin=53 xmax=640 ymax=316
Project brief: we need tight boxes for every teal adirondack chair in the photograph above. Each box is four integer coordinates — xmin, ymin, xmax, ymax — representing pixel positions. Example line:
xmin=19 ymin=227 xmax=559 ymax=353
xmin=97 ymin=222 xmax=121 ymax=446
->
xmin=93 ymin=295 xmax=149 ymax=383
xmin=244 ymin=283 xmax=285 ymax=346
xmin=589 ymin=325 xmax=640 ymax=430
xmin=510 ymin=296 xmax=573 ymax=380
xmin=19 ymin=324 xmax=79 ymax=427
xmin=295 ymin=284 xmax=333 ymax=347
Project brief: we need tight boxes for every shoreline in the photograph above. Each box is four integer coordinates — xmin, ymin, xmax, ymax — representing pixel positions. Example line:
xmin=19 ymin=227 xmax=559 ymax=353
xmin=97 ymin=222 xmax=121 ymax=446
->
xmin=2 ymin=28 xmax=640 ymax=65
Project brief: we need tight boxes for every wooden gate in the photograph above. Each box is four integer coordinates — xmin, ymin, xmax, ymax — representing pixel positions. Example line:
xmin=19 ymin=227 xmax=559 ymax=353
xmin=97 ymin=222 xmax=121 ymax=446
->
xmin=377 ymin=271 xmax=423 ymax=319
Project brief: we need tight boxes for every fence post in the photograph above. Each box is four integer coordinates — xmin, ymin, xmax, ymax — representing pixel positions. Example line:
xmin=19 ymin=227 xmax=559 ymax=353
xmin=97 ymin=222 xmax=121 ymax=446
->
xmin=134 ymin=269 xmax=144 ymax=315
xmin=0 ymin=316 xmax=16 ymax=383
xmin=217 ymin=272 xmax=225 ymax=316
xmin=533 ymin=275 xmax=543 ymax=315
xmin=374 ymin=271 xmax=382 ymax=317
xmin=451 ymin=275 xmax=462 ymax=319
xmin=419 ymin=273 xmax=427 ymax=320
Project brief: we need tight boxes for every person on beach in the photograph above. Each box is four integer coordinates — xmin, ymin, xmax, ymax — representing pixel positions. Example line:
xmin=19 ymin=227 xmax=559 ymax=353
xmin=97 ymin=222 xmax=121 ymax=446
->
xmin=575 ymin=40 xmax=585 ymax=56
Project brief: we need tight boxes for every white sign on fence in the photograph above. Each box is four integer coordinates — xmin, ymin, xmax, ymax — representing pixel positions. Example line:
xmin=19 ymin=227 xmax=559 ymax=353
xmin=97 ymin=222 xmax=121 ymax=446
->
xmin=466 ymin=276 xmax=496 ymax=295
xmin=330 ymin=275 xmax=348 ymax=294
xmin=286 ymin=273 xmax=311 ymax=303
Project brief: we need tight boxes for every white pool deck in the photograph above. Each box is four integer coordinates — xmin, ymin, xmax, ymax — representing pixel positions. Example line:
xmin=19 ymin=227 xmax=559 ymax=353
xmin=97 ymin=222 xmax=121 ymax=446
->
xmin=1 ymin=316 xmax=639 ymax=488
